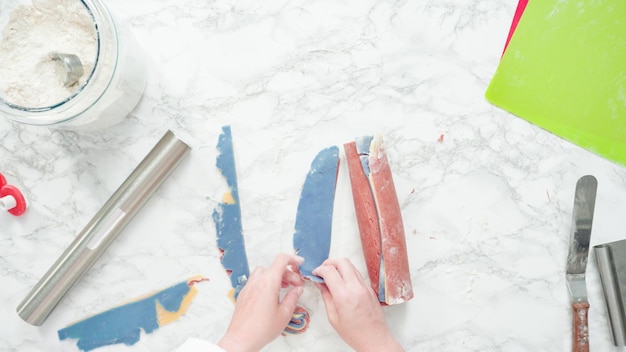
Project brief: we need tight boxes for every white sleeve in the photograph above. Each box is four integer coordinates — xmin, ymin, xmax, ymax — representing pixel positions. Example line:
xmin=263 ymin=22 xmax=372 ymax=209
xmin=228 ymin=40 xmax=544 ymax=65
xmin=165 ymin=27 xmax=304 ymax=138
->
xmin=174 ymin=337 xmax=227 ymax=352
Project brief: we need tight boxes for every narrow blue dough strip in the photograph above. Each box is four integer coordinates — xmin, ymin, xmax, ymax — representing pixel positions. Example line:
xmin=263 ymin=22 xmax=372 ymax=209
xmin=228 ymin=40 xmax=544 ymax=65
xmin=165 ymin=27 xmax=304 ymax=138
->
xmin=293 ymin=146 xmax=340 ymax=282
xmin=355 ymin=135 xmax=373 ymax=176
xmin=212 ymin=125 xmax=250 ymax=298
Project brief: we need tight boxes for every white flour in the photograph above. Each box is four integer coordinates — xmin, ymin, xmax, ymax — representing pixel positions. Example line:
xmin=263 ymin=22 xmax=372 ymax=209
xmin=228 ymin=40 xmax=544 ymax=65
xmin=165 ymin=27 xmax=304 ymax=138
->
xmin=0 ymin=0 xmax=97 ymax=108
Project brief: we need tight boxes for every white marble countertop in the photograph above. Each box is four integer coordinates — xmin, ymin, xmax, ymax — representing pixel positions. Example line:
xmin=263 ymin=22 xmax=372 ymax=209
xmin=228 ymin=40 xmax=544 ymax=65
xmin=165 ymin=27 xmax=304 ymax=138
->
xmin=2 ymin=0 xmax=626 ymax=351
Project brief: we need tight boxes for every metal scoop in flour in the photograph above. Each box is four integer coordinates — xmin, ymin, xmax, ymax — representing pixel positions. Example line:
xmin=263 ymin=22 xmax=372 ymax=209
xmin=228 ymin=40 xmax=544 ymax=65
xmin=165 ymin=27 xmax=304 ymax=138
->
xmin=51 ymin=53 xmax=84 ymax=87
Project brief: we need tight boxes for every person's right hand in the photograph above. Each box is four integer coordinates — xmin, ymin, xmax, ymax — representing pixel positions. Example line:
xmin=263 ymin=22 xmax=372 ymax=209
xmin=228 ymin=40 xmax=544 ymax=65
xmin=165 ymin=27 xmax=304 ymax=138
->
xmin=312 ymin=258 xmax=403 ymax=352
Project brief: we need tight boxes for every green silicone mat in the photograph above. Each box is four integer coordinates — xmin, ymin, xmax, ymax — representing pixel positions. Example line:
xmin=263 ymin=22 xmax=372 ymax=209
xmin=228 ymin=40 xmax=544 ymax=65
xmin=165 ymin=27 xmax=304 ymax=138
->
xmin=486 ymin=0 xmax=626 ymax=167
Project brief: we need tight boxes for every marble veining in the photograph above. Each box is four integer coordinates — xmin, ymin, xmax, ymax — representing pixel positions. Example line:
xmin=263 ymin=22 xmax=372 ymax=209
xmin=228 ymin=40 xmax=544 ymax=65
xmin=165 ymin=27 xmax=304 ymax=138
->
xmin=2 ymin=0 xmax=626 ymax=351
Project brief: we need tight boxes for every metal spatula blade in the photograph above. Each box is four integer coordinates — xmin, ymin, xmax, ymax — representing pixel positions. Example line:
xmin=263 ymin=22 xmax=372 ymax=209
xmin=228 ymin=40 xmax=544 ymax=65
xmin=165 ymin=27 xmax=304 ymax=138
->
xmin=566 ymin=175 xmax=598 ymax=352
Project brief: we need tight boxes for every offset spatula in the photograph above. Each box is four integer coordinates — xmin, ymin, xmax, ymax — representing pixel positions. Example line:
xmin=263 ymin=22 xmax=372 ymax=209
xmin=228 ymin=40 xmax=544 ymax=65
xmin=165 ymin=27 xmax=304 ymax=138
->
xmin=566 ymin=175 xmax=598 ymax=352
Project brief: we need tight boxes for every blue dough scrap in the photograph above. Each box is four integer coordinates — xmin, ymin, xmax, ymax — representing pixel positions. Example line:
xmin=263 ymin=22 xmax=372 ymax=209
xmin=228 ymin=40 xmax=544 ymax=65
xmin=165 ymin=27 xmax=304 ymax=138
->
xmin=355 ymin=135 xmax=373 ymax=176
xmin=58 ymin=281 xmax=191 ymax=352
xmin=293 ymin=146 xmax=340 ymax=282
xmin=212 ymin=125 xmax=250 ymax=299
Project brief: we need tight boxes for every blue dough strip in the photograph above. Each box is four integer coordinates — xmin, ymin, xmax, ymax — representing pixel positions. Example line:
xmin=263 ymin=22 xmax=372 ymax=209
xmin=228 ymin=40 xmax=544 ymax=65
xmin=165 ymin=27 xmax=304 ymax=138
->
xmin=212 ymin=126 xmax=250 ymax=299
xmin=58 ymin=281 xmax=191 ymax=352
xmin=356 ymin=135 xmax=373 ymax=177
xmin=293 ymin=146 xmax=340 ymax=282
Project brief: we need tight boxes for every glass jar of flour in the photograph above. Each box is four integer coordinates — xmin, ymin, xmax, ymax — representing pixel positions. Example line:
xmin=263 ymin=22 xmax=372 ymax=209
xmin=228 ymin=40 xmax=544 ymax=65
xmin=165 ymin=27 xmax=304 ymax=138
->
xmin=0 ymin=0 xmax=147 ymax=130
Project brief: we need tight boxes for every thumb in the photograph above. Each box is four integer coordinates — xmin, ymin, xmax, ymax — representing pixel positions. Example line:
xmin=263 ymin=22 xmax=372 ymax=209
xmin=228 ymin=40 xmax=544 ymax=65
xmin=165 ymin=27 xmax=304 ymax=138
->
xmin=278 ymin=286 xmax=303 ymax=320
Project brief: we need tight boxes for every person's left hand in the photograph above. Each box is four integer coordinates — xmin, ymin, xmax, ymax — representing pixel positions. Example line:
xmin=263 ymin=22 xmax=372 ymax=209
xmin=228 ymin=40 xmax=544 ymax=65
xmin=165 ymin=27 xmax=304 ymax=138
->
xmin=217 ymin=253 xmax=305 ymax=352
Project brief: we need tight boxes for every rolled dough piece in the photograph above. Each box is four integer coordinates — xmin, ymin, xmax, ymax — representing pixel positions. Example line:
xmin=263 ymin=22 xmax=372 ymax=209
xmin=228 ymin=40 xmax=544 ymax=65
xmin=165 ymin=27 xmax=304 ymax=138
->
xmin=344 ymin=136 xmax=413 ymax=305
xmin=212 ymin=125 xmax=250 ymax=299
xmin=344 ymin=140 xmax=382 ymax=297
xmin=293 ymin=146 xmax=340 ymax=282
xmin=283 ymin=306 xmax=311 ymax=335
xmin=368 ymin=136 xmax=413 ymax=305
xmin=58 ymin=276 xmax=204 ymax=351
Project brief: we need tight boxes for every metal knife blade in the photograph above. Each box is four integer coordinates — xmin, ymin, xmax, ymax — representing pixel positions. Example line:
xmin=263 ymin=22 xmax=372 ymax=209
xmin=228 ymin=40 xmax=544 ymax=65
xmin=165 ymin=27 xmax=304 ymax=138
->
xmin=566 ymin=175 xmax=598 ymax=352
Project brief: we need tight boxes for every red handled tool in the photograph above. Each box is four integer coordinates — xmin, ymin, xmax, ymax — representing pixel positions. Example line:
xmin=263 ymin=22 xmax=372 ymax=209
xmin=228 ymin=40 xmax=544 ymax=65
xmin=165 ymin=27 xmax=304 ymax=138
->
xmin=0 ymin=172 xmax=28 ymax=216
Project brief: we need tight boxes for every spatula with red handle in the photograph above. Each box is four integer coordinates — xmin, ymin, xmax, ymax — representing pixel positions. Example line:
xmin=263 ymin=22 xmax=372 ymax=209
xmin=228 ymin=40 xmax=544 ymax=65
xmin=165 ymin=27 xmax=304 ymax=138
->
xmin=566 ymin=175 xmax=598 ymax=352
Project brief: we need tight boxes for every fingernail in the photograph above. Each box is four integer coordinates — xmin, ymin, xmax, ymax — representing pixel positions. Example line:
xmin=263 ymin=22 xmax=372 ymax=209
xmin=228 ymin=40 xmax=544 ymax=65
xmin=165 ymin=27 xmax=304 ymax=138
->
xmin=295 ymin=255 xmax=304 ymax=263
xmin=296 ymin=287 xmax=304 ymax=296
xmin=311 ymin=265 xmax=323 ymax=276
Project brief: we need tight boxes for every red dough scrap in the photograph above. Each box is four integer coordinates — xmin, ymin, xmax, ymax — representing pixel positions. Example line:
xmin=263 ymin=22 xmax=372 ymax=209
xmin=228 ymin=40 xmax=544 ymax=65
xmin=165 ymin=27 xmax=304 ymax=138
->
xmin=368 ymin=138 xmax=413 ymax=305
xmin=344 ymin=141 xmax=382 ymax=296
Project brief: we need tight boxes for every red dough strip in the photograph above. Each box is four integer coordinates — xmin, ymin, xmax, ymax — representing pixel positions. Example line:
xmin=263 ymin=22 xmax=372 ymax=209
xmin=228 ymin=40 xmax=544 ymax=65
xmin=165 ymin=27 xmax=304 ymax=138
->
xmin=344 ymin=141 xmax=382 ymax=296
xmin=368 ymin=138 xmax=413 ymax=305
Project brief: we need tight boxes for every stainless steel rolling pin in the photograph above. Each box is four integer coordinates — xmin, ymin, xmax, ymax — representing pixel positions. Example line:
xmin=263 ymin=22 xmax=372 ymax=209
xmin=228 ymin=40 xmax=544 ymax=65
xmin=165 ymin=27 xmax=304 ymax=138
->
xmin=17 ymin=130 xmax=191 ymax=326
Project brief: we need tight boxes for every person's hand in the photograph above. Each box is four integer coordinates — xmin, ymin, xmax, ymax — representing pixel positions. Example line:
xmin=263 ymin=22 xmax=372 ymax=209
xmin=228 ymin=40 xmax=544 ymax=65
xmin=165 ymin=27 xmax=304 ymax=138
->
xmin=313 ymin=258 xmax=403 ymax=352
xmin=218 ymin=254 xmax=304 ymax=352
